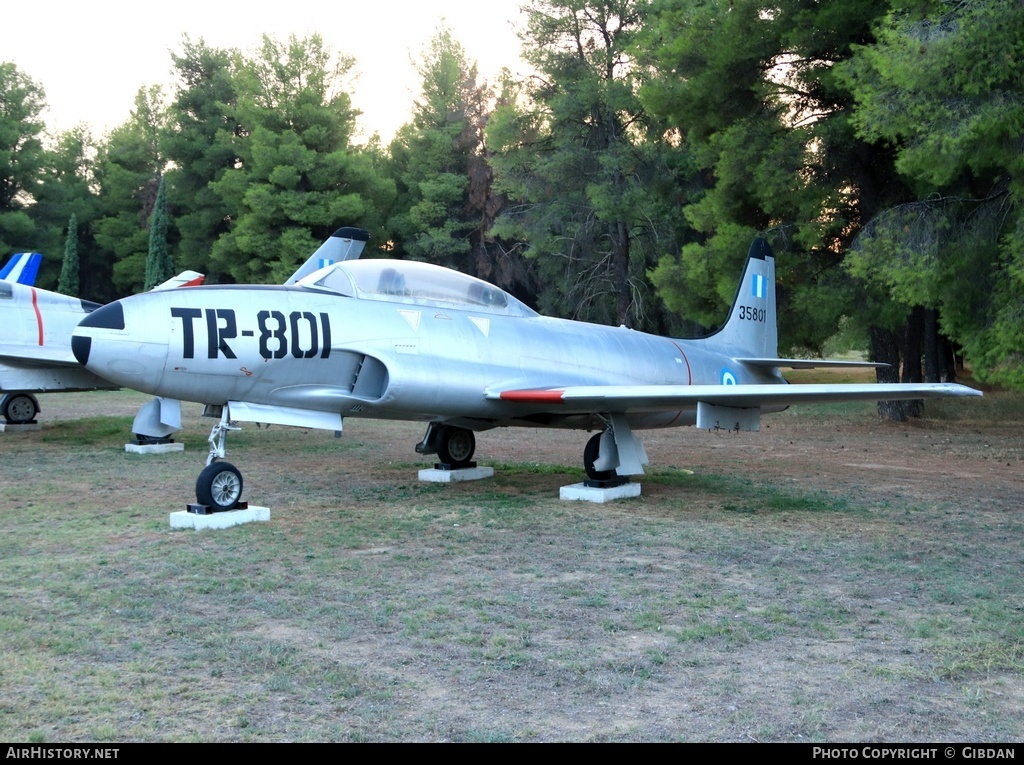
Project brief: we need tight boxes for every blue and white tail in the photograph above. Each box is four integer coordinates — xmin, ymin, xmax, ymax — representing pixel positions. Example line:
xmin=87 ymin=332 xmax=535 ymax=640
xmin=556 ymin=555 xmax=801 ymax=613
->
xmin=0 ymin=252 xmax=42 ymax=286
xmin=713 ymin=238 xmax=778 ymax=358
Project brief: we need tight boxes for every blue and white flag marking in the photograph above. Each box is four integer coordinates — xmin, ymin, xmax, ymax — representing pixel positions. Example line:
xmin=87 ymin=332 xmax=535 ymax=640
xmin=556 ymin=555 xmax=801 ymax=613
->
xmin=0 ymin=252 xmax=42 ymax=286
xmin=751 ymin=272 xmax=766 ymax=300
xmin=319 ymin=258 xmax=335 ymax=269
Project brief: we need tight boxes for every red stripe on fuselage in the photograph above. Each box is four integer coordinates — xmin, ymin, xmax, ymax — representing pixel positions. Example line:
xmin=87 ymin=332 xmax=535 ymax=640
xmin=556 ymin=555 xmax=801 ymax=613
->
xmin=499 ymin=390 xmax=566 ymax=403
xmin=31 ymin=287 xmax=43 ymax=345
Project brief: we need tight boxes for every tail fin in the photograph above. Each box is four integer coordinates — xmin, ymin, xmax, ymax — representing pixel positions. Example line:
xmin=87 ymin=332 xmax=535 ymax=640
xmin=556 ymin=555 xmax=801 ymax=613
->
xmin=285 ymin=226 xmax=370 ymax=285
xmin=0 ymin=252 xmax=42 ymax=286
xmin=714 ymin=238 xmax=778 ymax=357
xmin=151 ymin=271 xmax=205 ymax=291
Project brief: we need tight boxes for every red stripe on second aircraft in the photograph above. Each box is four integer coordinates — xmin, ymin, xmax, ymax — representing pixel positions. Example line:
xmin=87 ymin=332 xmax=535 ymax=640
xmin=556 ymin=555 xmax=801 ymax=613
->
xmin=31 ymin=287 xmax=43 ymax=345
xmin=500 ymin=390 xmax=566 ymax=403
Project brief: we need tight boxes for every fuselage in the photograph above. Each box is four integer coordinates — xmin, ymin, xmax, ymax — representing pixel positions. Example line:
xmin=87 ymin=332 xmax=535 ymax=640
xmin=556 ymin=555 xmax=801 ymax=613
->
xmin=0 ymin=280 xmax=115 ymax=393
xmin=72 ymin=260 xmax=783 ymax=433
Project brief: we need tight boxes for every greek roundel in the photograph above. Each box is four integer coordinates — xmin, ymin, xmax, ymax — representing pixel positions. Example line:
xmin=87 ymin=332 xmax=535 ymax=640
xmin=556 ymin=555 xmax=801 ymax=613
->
xmin=720 ymin=368 xmax=737 ymax=385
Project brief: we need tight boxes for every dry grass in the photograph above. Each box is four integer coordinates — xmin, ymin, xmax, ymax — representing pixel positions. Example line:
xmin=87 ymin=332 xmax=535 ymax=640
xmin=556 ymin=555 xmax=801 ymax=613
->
xmin=0 ymin=388 xmax=1021 ymax=742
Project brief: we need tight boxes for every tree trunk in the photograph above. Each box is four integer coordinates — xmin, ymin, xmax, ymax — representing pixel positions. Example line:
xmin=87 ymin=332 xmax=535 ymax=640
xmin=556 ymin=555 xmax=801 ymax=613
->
xmin=923 ymin=307 xmax=940 ymax=383
xmin=901 ymin=306 xmax=924 ymax=418
xmin=612 ymin=219 xmax=631 ymax=326
xmin=870 ymin=324 xmax=907 ymax=422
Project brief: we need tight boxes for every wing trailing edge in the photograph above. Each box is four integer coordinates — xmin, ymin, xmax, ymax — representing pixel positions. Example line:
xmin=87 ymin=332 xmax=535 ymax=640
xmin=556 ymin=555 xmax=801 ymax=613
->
xmin=487 ymin=382 xmax=981 ymax=413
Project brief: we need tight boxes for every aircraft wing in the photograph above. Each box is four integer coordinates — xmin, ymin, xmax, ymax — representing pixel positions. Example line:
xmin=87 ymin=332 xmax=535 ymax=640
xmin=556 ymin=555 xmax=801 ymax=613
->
xmin=486 ymin=382 xmax=981 ymax=413
xmin=736 ymin=357 xmax=888 ymax=370
xmin=0 ymin=346 xmax=82 ymax=367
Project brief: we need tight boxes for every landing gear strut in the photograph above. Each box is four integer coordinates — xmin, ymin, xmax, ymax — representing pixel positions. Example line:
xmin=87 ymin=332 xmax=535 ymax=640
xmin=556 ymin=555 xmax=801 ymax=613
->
xmin=195 ymin=405 xmax=244 ymax=511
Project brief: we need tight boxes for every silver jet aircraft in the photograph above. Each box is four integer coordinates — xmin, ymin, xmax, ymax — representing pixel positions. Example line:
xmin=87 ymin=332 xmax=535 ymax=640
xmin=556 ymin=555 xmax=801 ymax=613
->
xmin=71 ymin=232 xmax=980 ymax=510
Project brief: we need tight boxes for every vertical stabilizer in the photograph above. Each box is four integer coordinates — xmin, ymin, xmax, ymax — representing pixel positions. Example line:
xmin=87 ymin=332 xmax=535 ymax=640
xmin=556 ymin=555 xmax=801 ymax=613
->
xmin=0 ymin=252 xmax=42 ymax=286
xmin=285 ymin=227 xmax=370 ymax=285
xmin=714 ymin=238 xmax=778 ymax=357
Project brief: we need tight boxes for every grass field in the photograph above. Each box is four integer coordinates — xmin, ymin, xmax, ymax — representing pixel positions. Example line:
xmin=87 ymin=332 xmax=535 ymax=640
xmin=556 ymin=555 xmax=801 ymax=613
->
xmin=0 ymin=387 xmax=1021 ymax=742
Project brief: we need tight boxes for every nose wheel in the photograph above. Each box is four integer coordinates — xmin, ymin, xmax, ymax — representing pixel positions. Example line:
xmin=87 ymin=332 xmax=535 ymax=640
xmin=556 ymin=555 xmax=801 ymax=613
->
xmin=196 ymin=462 xmax=244 ymax=511
xmin=195 ymin=406 xmax=245 ymax=511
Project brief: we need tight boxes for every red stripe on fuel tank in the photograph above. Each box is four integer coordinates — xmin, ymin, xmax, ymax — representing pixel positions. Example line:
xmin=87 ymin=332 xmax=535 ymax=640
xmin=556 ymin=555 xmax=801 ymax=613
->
xmin=500 ymin=390 xmax=566 ymax=403
xmin=31 ymin=287 xmax=43 ymax=345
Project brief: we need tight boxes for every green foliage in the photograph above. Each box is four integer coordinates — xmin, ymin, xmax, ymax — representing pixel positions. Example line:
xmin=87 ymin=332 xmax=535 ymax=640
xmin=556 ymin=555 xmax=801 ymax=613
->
xmin=92 ymin=86 xmax=168 ymax=295
xmin=57 ymin=214 xmax=79 ymax=295
xmin=0 ymin=62 xmax=46 ymax=253
xmin=209 ymin=34 xmax=394 ymax=284
xmin=637 ymin=0 xmax=896 ymax=350
xmin=487 ymin=0 xmax=691 ymax=331
xmin=162 ymin=37 xmax=241 ymax=281
xmin=840 ymin=0 xmax=1024 ymax=386
xmin=386 ymin=28 xmax=484 ymax=269
xmin=32 ymin=126 xmax=105 ymax=295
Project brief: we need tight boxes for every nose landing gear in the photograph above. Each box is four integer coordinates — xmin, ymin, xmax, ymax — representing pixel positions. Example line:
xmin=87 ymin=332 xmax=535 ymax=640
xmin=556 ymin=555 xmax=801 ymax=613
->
xmin=193 ymin=405 xmax=245 ymax=512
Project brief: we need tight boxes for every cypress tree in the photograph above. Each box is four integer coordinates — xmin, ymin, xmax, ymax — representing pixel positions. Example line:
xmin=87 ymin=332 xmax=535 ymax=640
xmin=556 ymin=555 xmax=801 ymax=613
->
xmin=144 ymin=175 xmax=172 ymax=290
xmin=57 ymin=213 xmax=79 ymax=295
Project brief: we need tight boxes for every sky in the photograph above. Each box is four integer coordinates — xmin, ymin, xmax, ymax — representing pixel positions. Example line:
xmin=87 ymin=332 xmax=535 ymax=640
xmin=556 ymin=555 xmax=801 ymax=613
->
xmin=5 ymin=0 xmax=530 ymax=144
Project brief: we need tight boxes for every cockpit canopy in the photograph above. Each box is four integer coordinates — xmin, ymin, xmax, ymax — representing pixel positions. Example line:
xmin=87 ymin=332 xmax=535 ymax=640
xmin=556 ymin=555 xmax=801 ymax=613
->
xmin=298 ymin=259 xmax=538 ymax=317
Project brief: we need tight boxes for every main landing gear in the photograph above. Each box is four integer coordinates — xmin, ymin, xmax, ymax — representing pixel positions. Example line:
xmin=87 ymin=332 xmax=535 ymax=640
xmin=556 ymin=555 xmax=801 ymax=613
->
xmin=194 ymin=405 xmax=245 ymax=511
xmin=2 ymin=392 xmax=40 ymax=424
xmin=580 ymin=417 xmax=648 ymax=487
xmin=583 ymin=432 xmax=616 ymax=482
xmin=416 ymin=422 xmax=477 ymax=468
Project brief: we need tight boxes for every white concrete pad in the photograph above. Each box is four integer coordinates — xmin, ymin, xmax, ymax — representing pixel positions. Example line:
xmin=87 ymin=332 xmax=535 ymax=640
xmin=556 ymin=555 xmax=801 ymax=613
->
xmin=0 ymin=422 xmax=41 ymax=433
xmin=418 ymin=466 xmax=495 ymax=482
xmin=560 ymin=481 xmax=642 ymax=503
xmin=125 ymin=442 xmax=185 ymax=454
xmin=170 ymin=505 xmax=270 ymax=530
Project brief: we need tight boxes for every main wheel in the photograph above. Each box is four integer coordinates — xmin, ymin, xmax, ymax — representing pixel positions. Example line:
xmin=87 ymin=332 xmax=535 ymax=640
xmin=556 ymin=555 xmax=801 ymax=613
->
xmin=583 ymin=432 xmax=614 ymax=481
xmin=2 ymin=393 xmax=39 ymax=424
xmin=437 ymin=426 xmax=476 ymax=466
xmin=196 ymin=462 xmax=244 ymax=511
